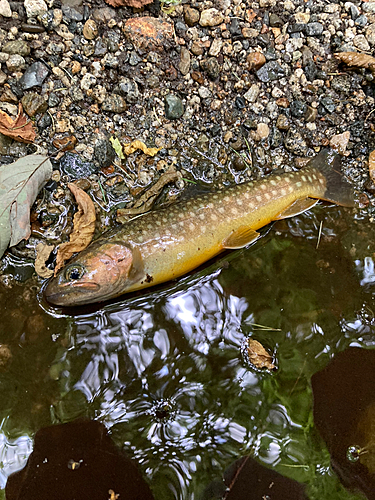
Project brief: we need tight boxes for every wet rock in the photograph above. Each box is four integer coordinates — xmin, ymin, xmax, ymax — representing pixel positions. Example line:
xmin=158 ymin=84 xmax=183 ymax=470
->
xmin=184 ymin=6 xmax=199 ymax=27
xmin=165 ymin=94 xmax=184 ymax=119
xmin=304 ymin=106 xmax=317 ymax=123
xmin=284 ymin=128 xmax=308 ymax=155
xmin=320 ymin=96 xmax=336 ymax=113
xmin=48 ymin=93 xmax=60 ymax=107
xmin=235 ymin=96 xmax=246 ymax=110
xmin=128 ymin=51 xmax=141 ymax=66
xmin=290 ymin=100 xmax=307 ymax=119
xmin=201 ymin=57 xmax=219 ymax=80
xmin=355 ymin=15 xmax=368 ymax=28
xmin=83 ymin=19 xmax=98 ymax=40
xmin=243 ymin=83 xmax=260 ymax=103
xmin=94 ymin=137 xmax=116 ymax=168
xmin=37 ymin=112 xmax=52 ymax=130
xmin=179 ymin=47 xmax=191 ymax=76
xmin=2 ymin=41 xmax=30 ymax=56
xmin=304 ymin=22 xmax=323 ymax=36
xmin=269 ymin=13 xmax=282 ymax=27
xmin=24 ymin=0 xmax=47 ymax=17
xmin=247 ymin=52 xmax=266 ymax=70
xmin=19 ymin=61 xmax=49 ymax=90
xmin=94 ymin=38 xmax=107 ymax=56
xmin=256 ymin=60 xmax=285 ymax=82
xmin=304 ymin=60 xmax=317 ymax=81
xmin=101 ymin=94 xmax=126 ymax=113
xmin=60 ymin=152 xmax=99 ymax=178
xmin=21 ymin=92 xmax=47 ymax=117
xmin=61 ymin=4 xmax=83 ymax=21
xmin=117 ymin=78 xmax=139 ymax=104
xmin=276 ymin=114 xmax=290 ymax=130
xmin=0 ymin=0 xmax=12 ymax=17
xmin=200 ymin=8 xmax=224 ymax=27
xmin=123 ymin=17 xmax=174 ymax=53
xmin=0 ymin=133 xmax=13 ymax=155
xmin=229 ymin=18 xmax=242 ymax=36
xmin=92 ymin=7 xmax=116 ymax=23
xmin=252 ymin=123 xmax=270 ymax=141
xmin=330 ymin=131 xmax=350 ymax=155
xmin=6 ymin=55 xmax=26 ymax=72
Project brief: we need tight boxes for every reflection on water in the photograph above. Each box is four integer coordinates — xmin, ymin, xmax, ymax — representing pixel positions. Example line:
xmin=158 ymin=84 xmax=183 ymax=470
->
xmin=1 ymin=207 xmax=375 ymax=499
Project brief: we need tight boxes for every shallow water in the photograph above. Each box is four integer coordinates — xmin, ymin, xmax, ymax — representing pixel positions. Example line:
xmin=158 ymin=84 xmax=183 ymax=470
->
xmin=0 ymin=204 xmax=374 ymax=499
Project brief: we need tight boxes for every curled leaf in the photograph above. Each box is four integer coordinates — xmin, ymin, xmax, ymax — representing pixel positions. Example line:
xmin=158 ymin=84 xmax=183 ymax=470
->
xmin=123 ymin=140 xmax=161 ymax=157
xmin=334 ymin=52 xmax=375 ymax=70
xmin=0 ymin=103 xmax=36 ymax=143
xmin=54 ymin=183 xmax=96 ymax=276
xmin=35 ymin=242 xmax=54 ymax=278
xmin=369 ymin=150 xmax=375 ymax=183
xmin=246 ymin=339 xmax=275 ymax=370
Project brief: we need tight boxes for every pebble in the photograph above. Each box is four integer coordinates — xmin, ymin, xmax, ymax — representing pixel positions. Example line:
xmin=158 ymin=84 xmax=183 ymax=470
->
xmin=80 ymin=73 xmax=96 ymax=91
xmin=6 ymin=55 xmax=26 ymax=72
xmin=19 ymin=61 xmax=49 ymax=90
xmin=83 ymin=19 xmax=98 ymax=40
xmin=330 ymin=131 xmax=350 ymax=155
xmin=256 ymin=61 xmax=285 ymax=82
xmin=94 ymin=137 xmax=116 ymax=168
xmin=101 ymin=94 xmax=126 ymax=113
xmin=21 ymin=92 xmax=48 ymax=117
xmin=201 ymin=57 xmax=220 ymax=80
xmin=247 ymin=52 xmax=266 ymax=70
xmin=276 ymin=114 xmax=290 ymax=130
xmin=366 ymin=24 xmax=375 ymax=45
xmin=209 ymin=39 xmax=223 ymax=57
xmin=3 ymin=41 xmax=30 ymax=57
xmin=243 ymin=84 xmax=260 ymax=103
xmin=0 ymin=0 xmax=12 ymax=17
xmin=165 ymin=95 xmax=184 ymax=119
xmin=290 ymin=100 xmax=307 ymax=119
xmin=24 ymin=0 xmax=48 ymax=18
xmin=117 ymin=78 xmax=139 ymax=104
xmin=353 ymin=34 xmax=370 ymax=51
xmin=363 ymin=2 xmax=375 ymax=13
xmin=253 ymin=123 xmax=270 ymax=141
xmin=184 ymin=6 xmax=200 ymax=27
xmin=60 ymin=152 xmax=98 ymax=178
xmin=284 ymin=128 xmax=308 ymax=156
xmin=179 ymin=47 xmax=191 ymax=76
xmin=305 ymin=22 xmax=324 ymax=36
xmin=199 ymin=8 xmax=224 ymax=27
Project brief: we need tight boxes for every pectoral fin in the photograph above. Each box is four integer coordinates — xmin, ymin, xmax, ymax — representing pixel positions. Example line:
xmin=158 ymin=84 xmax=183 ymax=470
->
xmin=223 ymin=226 xmax=260 ymax=249
xmin=274 ymin=198 xmax=318 ymax=220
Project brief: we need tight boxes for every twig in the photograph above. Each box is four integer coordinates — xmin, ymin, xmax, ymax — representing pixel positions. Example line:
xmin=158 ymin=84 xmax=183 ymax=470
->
xmin=316 ymin=220 xmax=323 ymax=249
xmin=98 ymin=179 xmax=108 ymax=205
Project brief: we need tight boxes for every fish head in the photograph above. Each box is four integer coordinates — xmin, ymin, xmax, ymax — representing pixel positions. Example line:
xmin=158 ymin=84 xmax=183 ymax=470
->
xmin=44 ymin=241 xmax=143 ymax=306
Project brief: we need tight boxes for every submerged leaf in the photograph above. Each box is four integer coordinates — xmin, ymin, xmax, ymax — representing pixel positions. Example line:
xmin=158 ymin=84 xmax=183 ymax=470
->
xmin=109 ymin=136 xmax=125 ymax=159
xmin=334 ymin=52 xmax=375 ymax=70
xmin=0 ymin=155 xmax=52 ymax=259
xmin=123 ymin=139 xmax=161 ymax=157
xmin=54 ymin=183 xmax=96 ymax=275
xmin=35 ymin=242 xmax=54 ymax=278
xmin=0 ymin=103 xmax=36 ymax=143
xmin=246 ymin=339 xmax=275 ymax=370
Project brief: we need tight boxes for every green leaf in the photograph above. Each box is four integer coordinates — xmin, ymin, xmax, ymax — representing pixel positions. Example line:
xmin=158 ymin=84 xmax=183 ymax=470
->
xmin=109 ymin=136 xmax=125 ymax=159
xmin=0 ymin=154 xmax=52 ymax=259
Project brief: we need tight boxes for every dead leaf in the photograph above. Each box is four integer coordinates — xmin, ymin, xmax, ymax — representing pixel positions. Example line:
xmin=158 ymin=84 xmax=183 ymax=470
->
xmin=334 ymin=52 xmax=375 ymax=72
xmin=370 ymin=150 xmax=375 ymax=182
xmin=123 ymin=139 xmax=161 ymax=157
xmin=108 ymin=490 xmax=120 ymax=500
xmin=117 ymin=170 xmax=179 ymax=221
xmin=246 ymin=339 xmax=275 ymax=370
xmin=54 ymin=183 xmax=96 ymax=276
xmin=104 ymin=0 xmax=153 ymax=8
xmin=0 ymin=103 xmax=36 ymax=143
xmin=109 ymin=136 xmax=125 ymax=159
xmin=35 ymin=242 xmax=54 ymax=278
xmin=0 ymin=155 xmax=52 ymax=259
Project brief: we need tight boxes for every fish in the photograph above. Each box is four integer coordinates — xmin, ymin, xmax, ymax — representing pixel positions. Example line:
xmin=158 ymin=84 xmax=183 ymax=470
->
xmin=44 ymin=149 xmax=354 ymax=306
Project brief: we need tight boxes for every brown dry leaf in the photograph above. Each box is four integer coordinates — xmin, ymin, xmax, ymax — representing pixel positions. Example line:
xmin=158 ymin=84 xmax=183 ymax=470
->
xmin=0 ymin=103 xmax=36 ymax=143
xmin=105 ymin=0 xmax=152 ymax=7
xmin=108 ymin=490 xmax=120 ymax=500
xmin=334 ymin=52 xmax=375 ymax=70
xmin=247 ymin=339 xmax=275 ymax=370
xmin=123 ymin=139 xmax=161 ymax=157
xmin=54 ymin=183 xmax=96 ymax=276
xmin=369 ymin=150 xmax=375 ymax=182
xmin=35 ymin=242 xmax=54 ymax=278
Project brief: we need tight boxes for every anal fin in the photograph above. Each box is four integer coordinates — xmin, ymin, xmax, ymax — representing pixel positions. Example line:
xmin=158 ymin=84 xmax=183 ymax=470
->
xmin=223 ymin=226 xmax=260 ymax=249
xmin=274 ymin=198 xmax=318 ymax=220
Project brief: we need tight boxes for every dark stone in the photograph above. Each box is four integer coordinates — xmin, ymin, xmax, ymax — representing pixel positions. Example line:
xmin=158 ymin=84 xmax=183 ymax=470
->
xmin=256 ymin=61 xmax=285 ymax=82
xmin=201 ymin=57 xmax=220 ymax=80
xmin=331 ymin=75 xmax=350 ymax=93
xmin=107 ymin=39 xmax=119 ymax=52
xmin=48 ymin=93 xmax=60 ymax=107
xmin=117 ymin=78 xmax=139 ymax=104
xmin=265 ymin=47 xmax=277 ymax=60
xmin=175 ymin=21 xmax=187 ymax=34
xmin=3 ymin=40 xmax=30 ymax=56
xmin=290 ymin=100 xmax=307 ymax=118
xmin=209 ymin=124 xmax=221 ymax=137
xmin=349 ymin=3 xmax=360 ymax=20
xmin=20 ymin=23 xmax=45 ymax=33
xmin=21 ymin=92 xmax=48 ymax=117
xmin=19 ymin=61 xmax=50 ymax=90
xmin=257 ymin=33 xmax=270 ymax=47
xmin=320 ymin=96 xmax=336 ymax=113
xmin=164 ymin=94 xmax=184 ymax=120
xmin=287 ymin=23 xmax=305 ymax=33
xmin=37 ymin=113 xmax=52 ymax=130
xmin=129 ymin=51 xmax=141 ymax=66
xmin=8 ymin=79 xmax=24 ymax=99
xmin=94 ymin=38 xmax=107 ymax=56
xmin=355 ymin=15 xmax=368 ymax=27
xmin=350 ymin=120 xmax=364 ymax=137
xmin=60 ymin=152 xmax=99 ymax=178
xmin=94 ymin=138 xmax=116 ymax=168
xmin=269 ymin=13 xmax=282 ymax=27
xmin=304 ymin=60 xmax=317 ymax=81
xmin=62 ymin=4 xmax=83 ymax=20
xmin=284 ymin=128 xmax=308 ymax=155
xmin=101 ymin=94 xmax=126 ymax=113
xmin=229 ymin=18 xmax=242 ymax=37
xmin=304 ymin=22 xmax=324 ymax=36
xmin=235 ymin=96 xmax=246 ymax=110
xmin=242 ymin=118 xmax=257 ymax=130
xmin=271 ymin=126 xmax=283 ymax=147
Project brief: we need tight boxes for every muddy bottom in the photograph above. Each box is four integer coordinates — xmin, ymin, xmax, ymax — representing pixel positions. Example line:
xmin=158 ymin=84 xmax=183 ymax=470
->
xmin=0 ymin=204 xmax=374 ymax=500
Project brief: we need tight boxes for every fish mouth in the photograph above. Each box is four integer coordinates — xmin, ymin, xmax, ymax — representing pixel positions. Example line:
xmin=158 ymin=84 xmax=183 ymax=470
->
xmin=44 ymin=281 xmax=101 ymax=307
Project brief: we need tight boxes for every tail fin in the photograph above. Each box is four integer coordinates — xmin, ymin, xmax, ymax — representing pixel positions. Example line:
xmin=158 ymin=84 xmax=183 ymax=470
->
xmin=307 ymin=149 xmax=355 ymax=207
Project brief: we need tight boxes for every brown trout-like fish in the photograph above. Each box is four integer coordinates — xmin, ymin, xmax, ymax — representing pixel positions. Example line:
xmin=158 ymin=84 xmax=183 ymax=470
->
xmin=45 ymin=150 xmax=354 ymax=306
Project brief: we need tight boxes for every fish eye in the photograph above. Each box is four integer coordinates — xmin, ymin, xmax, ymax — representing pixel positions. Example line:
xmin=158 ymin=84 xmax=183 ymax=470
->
xmin=65 ymin=264 xmax=85 ymax=281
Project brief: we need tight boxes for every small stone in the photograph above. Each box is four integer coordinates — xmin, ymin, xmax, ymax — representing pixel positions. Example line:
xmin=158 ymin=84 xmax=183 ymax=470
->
xmin=0 ymin=0 xmax=12 ymax=17
xmin=179 ymin=47 xmax=191 ymax=76
xmin=62 ymin=4 xmax=83 ymax=21
xmin=0 ymin=70 xmax=6 ymax=85
xmin=276 ymin=114 xmax=290 ymax=130
xmin=101 ymin=94 xmax=126 ymax=113
xmin=198 ymin=87 xmax=211 ymax=99
xmin=256 ymin=61 xmax=285 ymax=82
xmin=165 ymin=94 xmax=184 ymax=119
xmin=60 ymin=152 xmax=98 ymax=178
xmin=21 ymin=92 xmax=47 ymax=117
xmin=24 ymin=0 xmax=47 ymax=18
xmin=48 ymin=93 xmax=60 ymax=107
xmin=290 ymin=100 xmax=307 ymax=119
xmin=353 ymin=34 xmax=370 ymax=51
xmin=355 ymin=15 xmax=367 ymax=28
xmin=94 ymin=137 xmax=116 ymax=168
xmin=304 ymin=22 xmax=323 ymax=36
xmin=191 ymin=41 xmax=204 ymax=56
xmin=83 ymin=19 xmax=98 ymax=40
xmin=247 ymin=52 xmax=266 ymax=70
xmin=269 ymin=13 xmax=282 ymax=27
xmin=19 ymin=61 xmax=49 ymax=90
xmin=184 ymin=6 xmax=200 ymax=27
xmin=366 ymin=24 xmax=375 ymax=45
xmin=320 ymin=96 xmax=335 ymax=113
xmin=242 ymin=28 xmax=260 ymax=38
xmin=3 ymin=41 xmax=30 ymax=57
xmin=330 ymin=131 xmax=350 ymax=155
xmin=243 ymin=84 xmax=260 ymax=103
xmin=80 ymin=73 xmax=96 ymax=91
xmin=37 ymin=113 xmax=52 ymax=130
xmin=92 ymin=7 xmax=116 ymax=23
xmin=363 ymin=2 xmax=375 ymax=13
xmin=295 ymin=12 xmax=310 ymax=23
xmin=209 ymin=39 xmax=223 ymax=57
xmin=304 ymin=106 xmax=317 ymax=123
xmin=284 ymin=128 xmax=308 ymax=155
xmin=117 ymin=77 xmax=139 ymax=104
xmin=199 ymin=8 xmax=224 ymax=27
xmin=201 ymin=57 xmax=219 ymax=80
xmin=71 ymin=60 xmax=81 ymax=74
xmin=253 ymin=123 xmax=270 ymax=141
xmin=6 ymin=55 xmax=26 ymax=72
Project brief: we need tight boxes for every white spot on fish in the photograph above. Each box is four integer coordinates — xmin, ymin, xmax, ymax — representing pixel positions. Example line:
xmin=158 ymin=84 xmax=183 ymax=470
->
xmin=138 ymin=235 xmax=144 ymax=243
xmin=296 ymin=181 xmax=302 ymax=188
xmin=244 ymin=192 xmax=250 ymax=199
xmin=189 ymin=223 xmax=195 ymax=230
xmin=301 ymin=175 xmax=307 ymax=182
xmin=156 ymin=220 xmax=161 ymax=226
xmin=212 ymin=195 xmax=219 ymax=199
xmin=319 ymin=178 xmax=324 ymax=185
xmin=179 ymin=221 xmax=184 ymax=227
xmin=163 ymin=217 xmax=168 ymax=223
xmin=261 ymin=184 xmax=266 ymax=190
xmin=281 ymin=189 xmax=287 ymax=196
xmin=265 ymin=193 xmax=271 ymax=200
xmin=276 ymin=176 xmax=281 ymax=180
xmin=270 ymin=180 xmax=277 ymax=186
xmin=272 ymin=190 xmax=277 ymax=196
xmin=218 ymin=207 xmax=225 ymax=214
xmin=231 ymin=207 xmax=238 ymax=215
xmin=256 ymin=196 xmax=262 ymax=202
xmin=237 ymin=199 xmax=243 ymax=206
xmin=288 ymin=185 xmax=293 ymax=193
xmin=207 ymin=203 xmax=214 ymax=209
xmin=224 ymin=196 xmax=230 ymax=202
xmin=211 ymin=213 xmax=218 ymax=221
xmin=172 ymin=223 xmax=178 ymax=230
xmin=199 ymin=213 xmax=205 ymax=220
xmin=308 ymin=176 xmax=312 ymax=182
xmin=312 ymin=174 xmax=317 ymax=180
